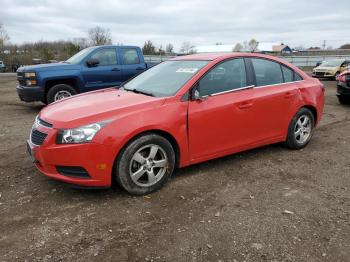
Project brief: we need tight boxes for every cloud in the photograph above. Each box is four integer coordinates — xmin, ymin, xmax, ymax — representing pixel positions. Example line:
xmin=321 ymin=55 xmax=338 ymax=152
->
xmin=1 ymin=0 xmax=349 ymax=50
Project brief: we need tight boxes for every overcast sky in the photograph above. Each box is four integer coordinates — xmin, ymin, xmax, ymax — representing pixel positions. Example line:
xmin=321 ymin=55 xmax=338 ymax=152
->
xmin=1 ymin=0 xmax=350 ymax=50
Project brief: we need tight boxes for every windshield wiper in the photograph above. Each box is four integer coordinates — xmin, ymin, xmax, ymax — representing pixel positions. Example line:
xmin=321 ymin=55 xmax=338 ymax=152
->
xmin=123 ymin=87 xmax=154 ymax=97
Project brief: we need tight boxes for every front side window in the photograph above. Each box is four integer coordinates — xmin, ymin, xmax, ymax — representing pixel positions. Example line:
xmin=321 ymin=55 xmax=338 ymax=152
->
xmin=198 ymin=58 xmax=247 ymax=96
xmin=90 ymin=49 xmax=117 ymax=66
xmin=123 ymin=60 xmax=209 ymax=97
xmin=252 ymin=58 xmax=284 ymax=86
xmin=122 ymin=48 xmax=140 ymax=65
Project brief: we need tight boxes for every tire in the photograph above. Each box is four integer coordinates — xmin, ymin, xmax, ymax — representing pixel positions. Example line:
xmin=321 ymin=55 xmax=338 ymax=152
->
xmin=115 ymin=134 xmax=175 ymax=195
xmin=46 ymin=84 xmax=77 ymax=104
xmin=338 ymin=96 xmax=350 ymax=105
xmin=285 ymin=108 xmax=315 ymax=150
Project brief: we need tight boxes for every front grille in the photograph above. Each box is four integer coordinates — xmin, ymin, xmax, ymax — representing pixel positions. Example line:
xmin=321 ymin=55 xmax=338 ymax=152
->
xmin=17 ymin=72 xmax=26 ymax=85
xmin=31 ymin=129 xmax=48 ymax=145
xmin=38 ymin=117 xmax=53 ymax=128
xmin=56 ymin=166 xmax=90 ymax=178
xmin=315 ymin=72 xmax=325 ymax=76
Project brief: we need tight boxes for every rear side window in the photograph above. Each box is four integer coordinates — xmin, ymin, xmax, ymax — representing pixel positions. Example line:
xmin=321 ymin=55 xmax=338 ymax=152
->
xmin=295 ymin=73 xmax=303 ymax=81
xmin=198 ymin=58 xmax=247 ymax=96
xmin=282 ymin=65 xmax=294 ymax=82
xmin=251 ymin=58 xmax=284 ymax=86
xmin=90 ymin=49 xmax=117 ymax=66
xmin=122 ymin=48 xmax=140 ymax=65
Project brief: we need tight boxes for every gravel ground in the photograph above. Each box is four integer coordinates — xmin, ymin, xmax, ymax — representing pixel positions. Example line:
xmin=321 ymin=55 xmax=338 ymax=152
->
xmin=0 ymin=73 xmax=349 ymax=262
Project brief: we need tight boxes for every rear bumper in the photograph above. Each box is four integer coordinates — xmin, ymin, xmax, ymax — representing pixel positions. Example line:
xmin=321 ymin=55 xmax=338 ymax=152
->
xmin=16 ymin=85 xmax=45 ymax=102
xmin=336 ymin=82 xmax=350 ymax=97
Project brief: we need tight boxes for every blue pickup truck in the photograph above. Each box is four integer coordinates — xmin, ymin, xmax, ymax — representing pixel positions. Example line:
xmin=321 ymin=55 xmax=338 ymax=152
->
xmin=16 ymin=45 xmax=155 ymax=104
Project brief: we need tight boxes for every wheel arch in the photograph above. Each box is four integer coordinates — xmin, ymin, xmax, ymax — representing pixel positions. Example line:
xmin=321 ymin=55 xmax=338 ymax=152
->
xmin=301 ymin=105 xmax=318 ymax=125
xmin=114 ymin=129 xmax=181 ymax=170
xmin=45 ymin=78 xmax=80 ymax=96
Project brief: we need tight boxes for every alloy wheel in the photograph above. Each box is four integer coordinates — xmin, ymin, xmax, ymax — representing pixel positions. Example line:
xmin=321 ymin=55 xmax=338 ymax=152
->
xmin=54 ymin=90 xmax=72 ymax=101
xmin=294 ymin=115 xmax=312 ymax=144
xmin=129 ymin=144 xmax=168 ymax=187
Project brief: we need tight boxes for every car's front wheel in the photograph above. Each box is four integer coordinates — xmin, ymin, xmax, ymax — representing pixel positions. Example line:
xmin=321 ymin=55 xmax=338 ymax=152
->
xmin=47 ymin=84 xmax=77 ymax=104
xmin=285 ymin=108 xmax=315 ymax=149
xmin=115 ymin=134 xmax=175 ymax=195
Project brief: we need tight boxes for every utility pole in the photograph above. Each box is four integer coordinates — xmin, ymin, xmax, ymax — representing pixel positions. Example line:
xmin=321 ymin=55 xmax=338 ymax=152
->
xmin=322 ymin=40 xmax=326 ymax=50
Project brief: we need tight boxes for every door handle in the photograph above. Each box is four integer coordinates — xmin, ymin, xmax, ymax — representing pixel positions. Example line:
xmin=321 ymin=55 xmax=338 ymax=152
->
xmin=237 ymin=101 xmax=253 ymax=109
xmin=112 ymin=68 xmax=121 ymax=71
xmin=136 ymin=67 xmax=144 ymax=71
xmin=284 ymin=91 xmax=295 ymax=99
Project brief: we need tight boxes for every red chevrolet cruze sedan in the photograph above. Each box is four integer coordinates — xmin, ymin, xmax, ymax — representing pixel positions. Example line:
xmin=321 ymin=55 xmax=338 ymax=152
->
xmin=27 ymin=53 xmax=324 ymax=195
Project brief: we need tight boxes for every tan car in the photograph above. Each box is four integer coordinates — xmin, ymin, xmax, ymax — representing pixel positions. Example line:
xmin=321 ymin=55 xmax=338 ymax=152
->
xmin=312 ymin=59 xmax=350 ymax=79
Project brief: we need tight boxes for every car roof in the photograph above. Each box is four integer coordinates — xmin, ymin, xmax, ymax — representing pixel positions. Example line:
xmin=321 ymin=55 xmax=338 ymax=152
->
xmin=171 ymin=52 xmax=282 ymax=61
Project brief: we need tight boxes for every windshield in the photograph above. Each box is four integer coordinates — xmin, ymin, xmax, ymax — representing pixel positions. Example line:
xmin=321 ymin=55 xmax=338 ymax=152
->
xmin=320 ymin=60 xmax=343 ymax=67
xmin=123 ymin=60 xmax=209 ymax=97
xmin=66 ymin=47 xmax=94 ymax=64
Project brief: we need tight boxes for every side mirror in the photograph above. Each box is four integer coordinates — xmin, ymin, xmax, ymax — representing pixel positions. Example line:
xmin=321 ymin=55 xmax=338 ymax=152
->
xmin=86 ymin=58 xmax=100 ymax=67
xmin=190 ymin=86 xmax=207 ymax=101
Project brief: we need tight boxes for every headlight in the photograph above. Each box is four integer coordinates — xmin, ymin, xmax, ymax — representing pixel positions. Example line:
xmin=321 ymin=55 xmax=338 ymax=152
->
xmin=24 ymin=72 xmax=36 ymax=78
xmin=57 ymin=121 xmax=111 ymax=144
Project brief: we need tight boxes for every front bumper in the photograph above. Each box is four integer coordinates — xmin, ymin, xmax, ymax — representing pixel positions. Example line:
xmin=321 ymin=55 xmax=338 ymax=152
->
xmin=312 ymin=71 xmax=335 ymax=78
xmin=28 ymin=127 xmax=116 ymax=187
xmin=16 ymin=85 xmax=45 ymax=102
xmin=336 ymin=82 xmax=350 ymax=97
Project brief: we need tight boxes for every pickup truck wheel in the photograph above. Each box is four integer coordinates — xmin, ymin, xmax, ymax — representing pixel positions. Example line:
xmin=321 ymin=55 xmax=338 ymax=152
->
xmin=47 ymin=84 xmax=77 ymax=104
xmin=115 ymin=134 xmax=175 ymax=195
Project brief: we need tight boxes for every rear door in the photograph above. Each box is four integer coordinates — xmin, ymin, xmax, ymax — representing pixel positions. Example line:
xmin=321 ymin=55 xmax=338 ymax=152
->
xmin=248 ymin=58 xmax=300 ymax=142
xmin=81 ymin=47 xmax=122 ymax=91
xmin=119 ymin=47 xmax=146 ymax=82
xmin=188 ymin=58 xmax=257 ymax=159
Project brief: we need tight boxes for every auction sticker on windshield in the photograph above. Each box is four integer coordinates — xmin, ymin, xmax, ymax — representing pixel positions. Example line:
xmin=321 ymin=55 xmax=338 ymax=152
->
xmin=176 ymin=68 xmax=199 ymax=73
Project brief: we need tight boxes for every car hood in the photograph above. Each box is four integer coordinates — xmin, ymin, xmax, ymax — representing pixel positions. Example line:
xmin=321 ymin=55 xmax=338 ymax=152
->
xmin=39 ymin=88 xmax=166 ymax=128
xmin=17 ymin=62 xmax=80 ymax=72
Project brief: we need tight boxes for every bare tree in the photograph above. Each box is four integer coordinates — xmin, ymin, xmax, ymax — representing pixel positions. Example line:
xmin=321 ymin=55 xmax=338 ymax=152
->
xmin=243 ymin=41 xmax=248 ymax=51
xmin=165 ymin=43 xmax=174 ymax=54
xmin=0 ymin=23 xmax=10 ymax=51
xmin=87 ymin=26 xmax=112 ymax=46
xmin=233 ymin=43 xmax=243 ymax=52
xmin=142 ymin=40 xmax=156 ymax=55
xmin=180 ymin=41 xmax=196 ymax=54
xmin=248 ymin=38 xmax=259 ymax=52
xmin=73 ymin=37 xmax=89 ymax=49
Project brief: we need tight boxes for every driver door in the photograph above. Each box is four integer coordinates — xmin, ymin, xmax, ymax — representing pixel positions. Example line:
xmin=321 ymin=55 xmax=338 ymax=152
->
xmin=188 ymin=58 xmax=256 ymax=160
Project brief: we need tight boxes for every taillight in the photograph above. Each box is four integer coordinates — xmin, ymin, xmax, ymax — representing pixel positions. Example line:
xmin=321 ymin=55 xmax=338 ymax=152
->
xmin=337 ymin=74 xmax=347 ymax=83
xmin=320 ymin=84 xmax=325 ymax=92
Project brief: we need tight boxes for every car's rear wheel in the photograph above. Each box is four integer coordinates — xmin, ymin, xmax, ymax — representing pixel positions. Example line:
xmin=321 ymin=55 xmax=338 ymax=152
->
xmin=338 ymin=96 xmax=350 ymax=105
xmin=285 ymin=108 xmax=315 ymax=149
xmin=47 ymin=84 xmax=77 ymax=104
xmin=115 ymin=134 xmax=175 ymax=195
